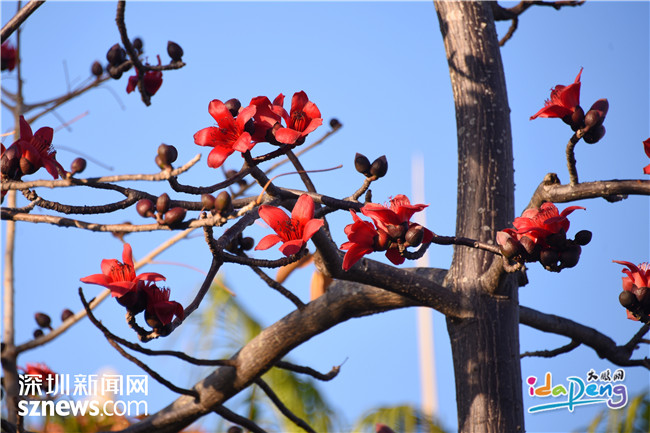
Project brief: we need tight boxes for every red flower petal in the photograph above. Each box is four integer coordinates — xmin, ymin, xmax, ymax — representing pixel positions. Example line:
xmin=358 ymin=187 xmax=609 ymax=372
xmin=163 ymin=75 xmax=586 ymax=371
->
xmin=291 ymin=194 xmax=315 ymax=225
xmin=291 ymin=91 xmax=309 ymax=112
xmin=342 ymin=244 xmax=374 ymax=271
xmin=385 ymin=248 xmax=405 ymax=266
xmin=80 ymin=273 xmax=110 ymax=286
xmin=122 ymin=243 xmax=135 ymax=268
xmin=19 ymin=116 xmax=33 ymax=142
xmin=258 ymin=205 xmax=292 ymax=233
xmin=193 ymin=127 xmax=220 ymax=147
xmin=207 ymin=146 xmax=234 ymax=169
xmin=278 ymin=239 xmax=305 ymax=256
xmin=274 ymin=127 xmax=303 ymax=145
xmin=301 ymin=218 xmax=324 ymax=243
xmin=231 ymin=132 xmax=254 ymax=153
xmin=208 ymin=99 xmax=235 ymax=128
xmin=255 ymin=234 xmax=282 ymax=251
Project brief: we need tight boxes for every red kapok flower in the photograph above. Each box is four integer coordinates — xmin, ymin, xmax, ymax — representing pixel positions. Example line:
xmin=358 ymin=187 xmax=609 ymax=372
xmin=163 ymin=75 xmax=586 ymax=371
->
xmin=194 ymin=99 xmax=256 ymax=168
xmin=143 ymin=283 xmax=184 ymax=327
xmin=255 ymin=194 xmax=324 ymax=256
xmin=340 ymin=210 xmax=380 ymax=271
xmin=613 ymin=260 xmax=650 ymax=321
xmin=1 ymin=41 xmax=16 ymax=72
xmin=274 ymin=91 xmax=323 ymax=145
xmin=361 ymin=194 xmax=429 ymax=233
xmin=21 ymin=362 xmax=56 ymax=381
xmin=249 ymin=95 xmax=285 ymax=143
xmin=80 ymin=243 xmax=165 ymax=299
xmin=643 ymin=138 xmax=650 ymax=175
xmin=511 ymin=202 xmax=585 ymax=246
xmin=530 ymin=68 xmax=582 ymax=121
xmin=12 ymin=116 xmax=65 ymax=179
xmin=126 ymin=56 xmax=163 ymax=96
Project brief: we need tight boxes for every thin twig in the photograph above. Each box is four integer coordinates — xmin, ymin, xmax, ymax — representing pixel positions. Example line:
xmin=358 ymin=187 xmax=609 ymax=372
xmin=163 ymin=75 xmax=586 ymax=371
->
xmin=520 ymin=340 xmax=580 ymax=358
xmin=246 ymin=260 xmax=306 ymax=310
xmin=213 ymin=406 xmax=267 ymax=433
xmin=255 ymin=378 xmax=317 ymax=433
xmin=622 ymin=323 xmax=650 ymax=352
xmin=565 ymin=133 xmax=581 ymax=185
xmin=275 ymin=361 xmax=341 ymax=381
xmin=285 ymin=149 xmax=317 ymax=193
xmin=221 ymin=248 xmax=309 ymax=269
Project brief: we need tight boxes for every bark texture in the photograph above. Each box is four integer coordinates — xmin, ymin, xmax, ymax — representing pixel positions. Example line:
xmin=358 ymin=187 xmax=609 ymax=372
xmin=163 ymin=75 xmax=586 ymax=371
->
xmin=434 ymin=2 xmax=524 ymax=432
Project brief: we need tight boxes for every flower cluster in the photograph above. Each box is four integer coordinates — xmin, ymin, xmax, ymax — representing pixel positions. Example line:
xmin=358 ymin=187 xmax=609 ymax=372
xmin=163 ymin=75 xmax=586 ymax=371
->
xmin=341 ymin=195 xmax=432 ymax=271
xmin=255 ymin=194 xmax=324 ymax=256
xmin=497 ymin=202 xmax=590 ymax=272
xmin=613 ymin=260 xmax=650 ymax=322
xmin=194 ymin=91 xmax=322 ymax=169
xmin=126 ymin=55 xmax=163 ymax=97
xmin=1 ymin=41 xmax=16 ymax=72
xmin=80 ymin=243 xmax=183 ymax=330
xmin=530 ymin=68 xmax=608 ymax=144
xmin=1 ymin=116 xmax=66 ymax=201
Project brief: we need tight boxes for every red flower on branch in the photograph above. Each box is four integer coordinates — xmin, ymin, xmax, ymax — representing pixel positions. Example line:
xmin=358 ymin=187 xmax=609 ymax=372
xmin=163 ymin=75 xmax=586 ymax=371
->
xmin=126 ymin=56 xmax=163 ymax=96
xmin=255 ymin=194 xmax=324 ymax=256
xmin=530 ymin=68 xmax=582 ymax=121
xmin=21 ymin=363 xmax=56 ymax=381
xmin=613 ymin=260 xmax=650 ymax=321
xmin=143 ymin=283 xmax=184 ymax=327
xmin=274 ymin=91 xmax=323 ymax=145
xmin=340 ymin=210 xmax=380 ymax=271
xmin=1 ymin=41 xmax=16 ymax=71
xmin=510 ymin=202 xmax=584 ymax=246
xmin=643 ymin=138 xmax=650 ymax=174
xmin=194 ymin=99 xmax=256 ymax=168
xmin=249 ymin=95 xmax=284 ymax=143
xmin=80 ymin=243 xmax=165 ymax=299
xmin=8 ymin=116 xmax=66 ymax=179
xmin=360 ymin=194 xmax=429 ymax=233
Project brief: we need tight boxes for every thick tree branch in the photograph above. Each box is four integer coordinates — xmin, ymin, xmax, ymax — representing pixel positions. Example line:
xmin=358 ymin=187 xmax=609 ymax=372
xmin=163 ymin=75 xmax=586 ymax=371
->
xmin=1 ymin=0 xmax=44 ymax=42
xmin=519 ymin=305 xmax=650 ymax=368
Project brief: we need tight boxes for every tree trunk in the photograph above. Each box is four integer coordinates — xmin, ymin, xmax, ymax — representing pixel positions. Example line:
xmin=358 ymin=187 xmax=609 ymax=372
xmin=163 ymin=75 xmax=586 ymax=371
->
xmin=434 ymin=2 xmax=524 ymax=432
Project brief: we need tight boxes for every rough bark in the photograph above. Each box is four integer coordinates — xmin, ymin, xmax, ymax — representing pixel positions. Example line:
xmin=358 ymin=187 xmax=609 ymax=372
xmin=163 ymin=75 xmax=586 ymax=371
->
xmin=434 ymin=2 xmax=524 ymax=432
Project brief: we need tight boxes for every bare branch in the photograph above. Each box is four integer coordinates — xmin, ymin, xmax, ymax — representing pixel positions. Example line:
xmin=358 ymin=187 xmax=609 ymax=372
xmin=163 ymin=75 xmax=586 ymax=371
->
xmin=521 ymin=340 xmax=580 ymax=358
xmin=1 ymin=0 xmax=45 ymax=42
xmin=274 ymin=361 xmax=341 ymax=381
xmin=255 ymin=378 xmax=316 ymax=433
xmin=246 ymin=260 xmax=306 ymax=310
xmin=213 ymin=406 xmax=267 ymax=433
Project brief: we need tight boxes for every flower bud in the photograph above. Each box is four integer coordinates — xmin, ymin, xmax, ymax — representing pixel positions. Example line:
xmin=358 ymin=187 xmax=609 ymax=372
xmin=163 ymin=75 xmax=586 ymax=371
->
xmin=19 ymin=157 xmax=37 ymax=175
xmin=636 ymin=286 xmax=650 ymax=312
xmin=107 ymin=66 xmax=123 ymax=80
xmin=405 ymin=225 xmax=424 ymax=247
xmin=374 ymin=229 xmax=390 ymax=251
xmin=499 ymin=238 xmax=523 ymax=260
xmin=354 ymin=153 xmax=371 ymax=176
xmin=117 ymin=289 xmax=146 ymax=315
xmin=167 ymin=41 xmax=184 ymax=62
xmin=519 ymin=236 xmax=540 ymax=261
xmin=569 ymin=106 xmax=585 ymax=131
xmin=1 ymin=145 xmax=21 ymax=178
xmin=224 ymin=98 xmax=241 ymax=117
xmin=156 ymin=193 xmax=171 ymax=214
xmin=60 ymin=309 xmax=74 ymax=322
xmin=240 ymin=237 xmax=255 ymax=251
xmin=136 ymin=199 xmax=155 ymax=218
xmin=539 ymin=248 xmax=559 ymax=269
xmin=244 ymin=118 xmax=255 ymax=135
xmin=329 ymin=118 xmax=342 ymax=129
xmin=227 ymin=427 xmax=243 ymax=433
xmin=583 ymin=125 xmax=606 ymax=144
xmin=33 ymin=329 xmax=44 ymax=338
xmin=91 ymin=61 xmax=103 ymax=78
xmin=559 ymin=244 xmax=581 ymax=269
xmin=70 ymin=157 xmax=87 ymax=175
xmin=619 ymin=290 xmax=638 ymax=310
xmin=386 ymin=223 xmax=406 ymax=240
xmin=34 ymin=312 xmax=51 ymax=329
xmin=369 ymin=155 xmax=388 ymax=178
xmin=215 ymin=191 xmax=232 ymax=212
xmin=145 ymin=309 xmax=163 ymax=330
xmin=132 ymin=37 xmax=143 ymax=52
xmin=574 ymin=230 xmax=592 ymax=246
xmin=164 ymin=207 xmax=186 ymax=226
xmin=106 ymin=43 xmax=126 ymax=67
xmin=201 ymin=194 xmax=215 ymax=210
xmin=157 ymin=144 xmax=178 ymax=166
xmin=545 ymin=231 xmax=566 ymax=249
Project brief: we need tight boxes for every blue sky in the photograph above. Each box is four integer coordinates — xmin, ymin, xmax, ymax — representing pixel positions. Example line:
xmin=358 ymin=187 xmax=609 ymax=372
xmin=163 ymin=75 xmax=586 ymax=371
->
xmin=2 ymin=1 xmax=649 ymax=432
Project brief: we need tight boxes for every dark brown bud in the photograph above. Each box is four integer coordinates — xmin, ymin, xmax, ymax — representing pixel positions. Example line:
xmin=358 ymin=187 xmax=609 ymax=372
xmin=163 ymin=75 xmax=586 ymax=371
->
xmin=132 ymin=37 xmax=143 ymax=52
xmin=619 ymin=290 xmax=638 ymax=310
xmin=106 ymin=43 xmax=126 ymax=67
xmin=500 ymin=237 xmax=524 ymax=260
xmin=227 ymin=427 xmax=243 ymax=433
xmin=369 ymin=155 xmax=388 ymax=178
xmin=329 ymin=118 xmax=342 ymax=129
xmin=545 ymin=231 xmax=567 ymax=249
xmin=144 ymin=309 xmax=163 ymax=330
xmin=60 ymin=309 xmax=74 ymax=322
xmin=405 ymin=225 xmax=424 ymax=247
xmin=167 ymin=41 xmax=184 ymax=62
xmin=136 ymin=199 xmax=155 ymax=218
xmin=157 ymin=144 xmax=178 ymax=166
xmin=33 ymin=329 xmax=44 ymax=339
xmin=636 ymin=286 xmax=650 ymax=311
xmin=156 ymin=193 xmax=171 ymax=214
xmin=574 ymin=230 xmax=592 ymax=246
xmin=1 ymin=145 xmax=21 ymax=178
xmin=569 ymin=106 xmax=585 ymax=131
xmin=201 ymin=194 xmax=215 ymax=210
xmin=559 ymin=245 xmax=581 ymax=269
xmin=244 ymin=118 xmax=255 ymax=135
xmin=354 ymin=153 xmax=371 ymax=176
xmin=519 ymin=236 xmax=540 ymax=261
xmin=215 ymin=191 xmax=232 ymax=212
xmin=583 ymin=125 xmax=606 ymax=144
xmin=107 ymin=66 xmax=123 ymax=80
xmin=374 ymin=229 xmax=390 ymax=251
xmin=70 ymin=157 xmax=87 ymax=175
xmin=34 ymin=312 xmax=51 ymax=329
xmin=240 ymin=237 xmax=255 ymax=251
xmin=583 ymin=110 xmax=601 ymax=130
xmin=539 ymin=248 xmax=559 ymax=269
xmin=386 ymin=223 xmax=406 ymax=240
xmin=225 ymin=98 xmax=241 ymax=116
xmin=19 ymin=157 xmax=37 ymax=175
xmin=588 ymin=98 xmax=609 ymax=118
xmin=91 ymin=61 xmax=103 ymax=78
xmin=164 ymin=207 xmax=186 ymax=226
